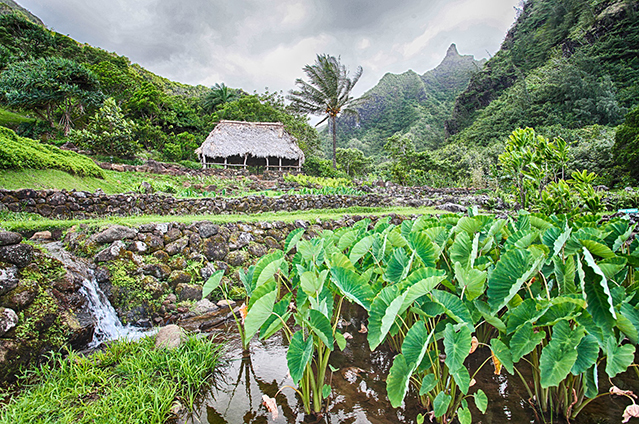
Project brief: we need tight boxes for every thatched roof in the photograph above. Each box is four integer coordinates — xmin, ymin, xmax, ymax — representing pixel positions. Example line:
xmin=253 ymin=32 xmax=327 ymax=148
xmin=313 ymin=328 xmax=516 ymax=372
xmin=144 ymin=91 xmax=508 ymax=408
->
xmin=200 ymin=120 xmax=305 ymax=162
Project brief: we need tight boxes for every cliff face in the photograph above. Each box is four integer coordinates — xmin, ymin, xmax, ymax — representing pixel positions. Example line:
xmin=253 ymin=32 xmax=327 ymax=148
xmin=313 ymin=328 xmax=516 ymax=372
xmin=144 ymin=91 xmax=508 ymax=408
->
xmin=335 ymin=44 xmax=485 ymax=156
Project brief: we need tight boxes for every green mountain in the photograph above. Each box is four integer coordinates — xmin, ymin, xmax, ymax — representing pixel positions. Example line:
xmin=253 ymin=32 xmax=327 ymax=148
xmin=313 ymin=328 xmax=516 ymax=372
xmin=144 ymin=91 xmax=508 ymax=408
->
xmin=446 ymin=0 xmax=639 ymax=146
xmin=0 ymin=0 xmax=42 ymax=25
xmin=334 ymin=44 xmax=485 ymax=157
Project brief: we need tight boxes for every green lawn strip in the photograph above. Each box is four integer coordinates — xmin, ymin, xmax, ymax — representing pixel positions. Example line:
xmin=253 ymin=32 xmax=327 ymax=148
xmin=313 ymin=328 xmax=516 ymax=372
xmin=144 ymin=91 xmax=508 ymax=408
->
xmin=0 ymin=109 xmax=34 ymax=127
xmin=0 ymin=206 xmax=442 ymax=233
xmin=0 ymin=335 xmax=224 ymax=424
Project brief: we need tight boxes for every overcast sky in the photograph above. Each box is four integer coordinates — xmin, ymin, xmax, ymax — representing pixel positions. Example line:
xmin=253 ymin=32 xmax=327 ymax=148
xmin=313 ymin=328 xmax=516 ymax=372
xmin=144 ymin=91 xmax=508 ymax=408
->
xmin=17 ymin=0 xmax=521 ymax=98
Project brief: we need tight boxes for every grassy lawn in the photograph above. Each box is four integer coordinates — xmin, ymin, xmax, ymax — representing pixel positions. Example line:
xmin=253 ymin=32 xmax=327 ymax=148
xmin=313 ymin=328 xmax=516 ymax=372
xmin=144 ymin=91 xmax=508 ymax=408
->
xmin=0 ymin=206 xmax=443 ymax=233
xmin=0 ymin=109 xmax=34 ymax=127
xmin=0 ymin=336 xmax=224 ymax=424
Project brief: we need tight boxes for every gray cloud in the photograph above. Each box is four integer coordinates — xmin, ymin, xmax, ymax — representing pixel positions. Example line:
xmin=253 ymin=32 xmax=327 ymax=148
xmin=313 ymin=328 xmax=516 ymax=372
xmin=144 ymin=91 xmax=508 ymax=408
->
xmin=17 ymin=0 xmax=520 ymax=97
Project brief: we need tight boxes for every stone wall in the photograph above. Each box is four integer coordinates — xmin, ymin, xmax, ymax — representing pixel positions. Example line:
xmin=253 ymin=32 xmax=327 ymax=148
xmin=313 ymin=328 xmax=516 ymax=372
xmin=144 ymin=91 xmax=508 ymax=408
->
xmin=0 ymin=188 xmax=507 ymax=219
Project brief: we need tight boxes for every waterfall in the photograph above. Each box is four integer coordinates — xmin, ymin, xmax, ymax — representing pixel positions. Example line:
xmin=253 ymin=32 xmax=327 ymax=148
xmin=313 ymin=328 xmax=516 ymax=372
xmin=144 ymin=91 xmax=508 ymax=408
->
xmin=44 ymin=242 xmax=151 ymax=347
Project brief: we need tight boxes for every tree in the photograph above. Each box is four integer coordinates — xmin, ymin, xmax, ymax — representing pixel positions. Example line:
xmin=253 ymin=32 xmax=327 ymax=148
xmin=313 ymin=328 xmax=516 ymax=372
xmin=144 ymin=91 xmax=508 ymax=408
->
xmin=336 ymin=147 xmax=372 ymax=177
xmin=612 ymin=105 xmax=639 ymax=182
xmin=201 ymin=83 xmax=239 ymax=114
xmin=287 ymin=54 xmax=364 ymax=168
xmin=71 ymin=98 xmax=138 ymax=157
xmin=0 ymin=56 xmax=103 ymax=135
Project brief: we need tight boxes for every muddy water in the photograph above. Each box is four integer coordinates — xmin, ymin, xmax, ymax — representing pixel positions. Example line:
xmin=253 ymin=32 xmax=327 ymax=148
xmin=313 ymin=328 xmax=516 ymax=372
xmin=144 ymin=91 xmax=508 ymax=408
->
xmin=183 ymin=308 xmax=638 ymax=424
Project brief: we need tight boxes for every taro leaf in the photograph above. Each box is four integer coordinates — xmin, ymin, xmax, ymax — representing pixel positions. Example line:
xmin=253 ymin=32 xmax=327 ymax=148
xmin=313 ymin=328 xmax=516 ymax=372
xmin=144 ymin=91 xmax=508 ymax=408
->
xmin=454 ymin=262 xmax=487 ymax=301
xmin=450 ymin=231 xmax=472 ymax=269
xmin=604 ymin=337 xmax=635 ymax=378
xmin=329 ymin=252 xmax=356 ymax=271
xmin=338 ymin=230 xmax=358 ymax=252
xmin=297 ymin=239 xmax=317 ymax=263
xmin=616 ymin=314 xmax=638 ymax=345
xmin=506 ymin=298 xmax=547 ymax=334
xmin=582 ymin=248 xmax=617 ymax=330
xmin=620 ymin=303 xmax=639 ymax=344
xmin=419 ymin=373 xmax=437 ymax=396
xmin=454 ymin=216 xmax=482 ymax=235
xmin=580 ymin=240 xmax=616 ymax=260
xmin=490 ymin=339 xmax=514 ymax=374
xmin=254 ymin=251 xmax=285 ymax=287
xmin=330 ymin=266 xmax=373 ymax=311
xmin=433 ymin=391 xmax=452 ymax=418
xmin=350 ymin=235 xmax=374 ymax=264
xmin=542 ymin=225 xmax=572 ymax=259
xmin=387 ymin=228 xmax=407 ymax=248
xmin=407 ymin=231 xmax=438 ymax=268
xmin=368 ymin=285 xmax=407 ymax=350
xmin=458 ymin=407 xmax=472 ymax=424
xmin=401 ymin=276 xmax=445 ymax=312
xmin=553 ymin=256 xmax=576 ymax=295
xmin=335 ymin=331 xmax=346 ymax=351
xmin=598 ymin=257 xmax=627 ymax=282
xmin=487 ymin=248 xmax=544 ymax=312
xmin=384 ymin=248 xmax=410 ymax=284
xmin=286 ymin=330 xmax=314 ymax=385
xmin=571 ymin=334 xmax=599 ymax=375
xmin=611 ymin=222 xmax=634 ymax=252
xmin=510 ymin=322 xmax=546 ymax=363
xmin=308 ymin=309 xmax=334 ymax=350
xmin=322 ymin=384 xmax=331 ymax=399
xmin=443 ymin=323 xmax=472 ymax=372
xmin=244 ymin=280 xmax=278 ymax=341
xmin=284 ymin=228 xmax=304 ymax=253
xmin=260 ymin=293 xmax=292 ymax=340
xmin=584 ymin=364 xmax=599 ymax=399
xmin=386 ymin=354 xmax=413 ymax=408
xmin=540 ymin=320 xmax=584 ymax=388
xmin=239 ymin=266 xmax=256 ymax=297
xmin=474 ymin=389 xmax=488 ymax=414
xmin=300 ymin=271 xmax=321 ymax=297
xmin=474 ymin=300 xmax=506 ymax=333
xmin=401 ymin=321 xmax=432 ymax=369
xmin=450 ymin=365 xmax=471 ymax=395
xmin=430 ymin=289 xmax=473 ymax=331
xmin=202 ymin=269 xmax=224 ymax=299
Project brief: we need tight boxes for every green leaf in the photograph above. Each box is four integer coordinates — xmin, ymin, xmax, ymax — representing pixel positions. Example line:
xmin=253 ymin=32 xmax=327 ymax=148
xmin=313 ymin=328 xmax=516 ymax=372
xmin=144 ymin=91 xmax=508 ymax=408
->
xmin=407 ymin=231 xmax=438 ymax=267
xmin=581 ymin=239 xmax=616 ymax=259
xmin=244 ymin=280 xmax=278 ymax=341
xmin=335 ymin=331 xmax=346 ymax=351
xmin=402 ymin=321 xmax=433 ymax=370
xmin=584 ymin=364 xmax=599 ymax=398
xmin=457 ymin=407 xmax=472 ymax=424
xmin=322 ymin=384 xmax=331 ymax=399
xmin=260 ymin=293 xmax=292 ymax=340
xmin=616 ymin=313 xmax=638 ymax=345
xmin=338 ymin=230 xmax=358 ymax=251
xmin=433 ymin=391 xmax=451 ymax=418
xmin=300 ymin=271 xmax=326 ymax=297
xmin=620 ymin=303 xmax=639 ymax=344
xmin=581 ymin=248 xmax=617 ymax=330
xmin=349 ymin=235 xmax=374 ymax=263
xmin=490 ymin=339 xmax=514 ymax=374
xmin=487 ymin=249 xmax=544 ymax=312
xmin=450 ymin=231 xmax=473 ymax=269
xmin=506 ymin=298 xmax=548 ymax=334
xmin=431 ymin=290 xmax=473 ymax=330
xmin=384 ymin=248 xmax=410 ymax=284
xmin=510 ymin=322 xmax=546 ymax=363
xmin=368 ymin=285 xmax=407 ymax=351
xmin=419 ymin=374 xmax=437 ymax=396
xmin=474 ymin=300 xmax=506 ymax=332
xmin=604 ymin=337 xmax=635 ymax=378
xmin=553 ymin=256 xmax=576 ymax=295
xmin=540 ymin=321 xmax=584 ymax=388
xmin=286 ymin=331 xmax=314 ymax=385
xmin=252 ymin=250 xmax=285 ymax=287
xmin=443 ymin=323 xmax=472 ymax=372
xmin=454 ymin=262 xmax=487 ymax=301
xmin=308 ymin=309 xmax=334 ymax=349
xmin=571 ymin=334 xmax=599 ymax=375
xmin=450 ymin=366 xmax=471 ymax=395
xmin=386 ymin=354 xmax=413 ymax=408
xmin=201 ymin=269 xmax=224 ymax=299
xmin=474 ymin=389 xmax=488 ymax=414
xmin=284 ymin=227 xmax=305 ymax=253
xmin=330 ymin=266 xmax=374 ymax=311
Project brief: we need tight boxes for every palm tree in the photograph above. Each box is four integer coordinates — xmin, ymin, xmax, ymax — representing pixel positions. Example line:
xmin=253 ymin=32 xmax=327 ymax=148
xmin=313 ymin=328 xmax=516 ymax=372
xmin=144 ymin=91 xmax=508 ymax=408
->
xmin=287 ymin=54 xmax=364 ymax=168
xmin=202 ymin=83 xmax=239 ymax=113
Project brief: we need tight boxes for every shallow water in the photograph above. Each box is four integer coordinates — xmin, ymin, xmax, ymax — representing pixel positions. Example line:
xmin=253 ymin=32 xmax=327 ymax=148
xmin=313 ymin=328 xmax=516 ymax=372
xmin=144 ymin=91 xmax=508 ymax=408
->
xmin=182 ymin=309 xmax=639 ymax=424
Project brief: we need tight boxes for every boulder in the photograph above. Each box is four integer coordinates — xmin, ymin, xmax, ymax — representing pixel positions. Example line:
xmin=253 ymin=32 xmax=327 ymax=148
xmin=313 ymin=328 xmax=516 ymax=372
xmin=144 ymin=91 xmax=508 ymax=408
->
xmin=155 ymin=324 xmax=184 ymax=349
xmin=226 ymin=250 xmax=250 ymax=267
xmin=202 ymin=236 xmax=228 ymax=261
xmin=141 ymin=276 xmax=169 ymax=299
xmin=247 ymin=243 xmax=268 ymax=258
xmin=0 ymin=232 xmax=22 ymax=246
xmin=438 ymin=203 xmax=467 ymax=213
xmin=0 ymin=244 xmax=33 ymax=268
xmin=165 ymin=237 xmax=189 ymax=256
xmin=164 ymin=228 xmax=183 ymax=244
xmin=93 ymin=241 xmax=126 ymax=263
xmin=168 ymin=270 xmax=192 ymax=288
xmin=0 ymin=266 xmax=19 ymax=296
xmin=175 ymin=283 xmax=202 ymax=301
xmin=129 ymin=241 xmax=148 ymax=254
xmin=228 ymin=232 xmax=253 ymax=250
xmin=142 ymin=263 xmax=172 ymax=280
xmin=199 ymin=263 xmax=217 ymax=281
xmin=94 ymin=225 xmax=137 ymax=244
xmin=196 ymin=221 xmax=218 ymax=238
xmin=193 ymin=299 xmax=218 ymax=315
xmin=0 ymin=308 xmax=18 ymax=337
xmin=29 ymin=231 xmax=52 ymax=241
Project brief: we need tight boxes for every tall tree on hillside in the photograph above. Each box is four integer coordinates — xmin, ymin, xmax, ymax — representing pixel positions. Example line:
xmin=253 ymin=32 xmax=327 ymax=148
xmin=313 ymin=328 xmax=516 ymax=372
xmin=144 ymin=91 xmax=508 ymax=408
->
xmin=287 ymin=54 xmax=363 ymax=168
xmin=202 ymin=83 xmax=239 ymax=114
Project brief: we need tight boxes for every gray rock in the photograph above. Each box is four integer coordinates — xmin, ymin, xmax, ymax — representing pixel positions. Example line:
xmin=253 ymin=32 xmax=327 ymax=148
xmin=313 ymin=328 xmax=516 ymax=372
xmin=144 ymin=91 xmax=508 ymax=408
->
xmin=168 ymin=270 xmax=192 ymax=288
xmin=0 ymin=266 xmax=19 ymax=296
xmin=0 ymin=244 xmax=33 ymax=268
xmin=196 ymin=221 xmax=218 ymax=238
xmin=165 ymin=237 xmax=188 ymax=256
xmin=93 ymin=241 xmax=126 ymax=263
xmin=141 ymin=276 xmax=169 ymax=299
xmin=202 ymin=236 xmax=228 ymax=261
xmin=438 ymin=203 xmax=467 ymax=213
xmin=164 ymin=228 xmax=182 ymax=244
xmin=194 ymin=299 xmax=218 ymax=315
xmin=155 ymin=324 xmax=184 ymax=349
xmin=247 ymin=243 xmax=268 ymax=258
xmin=0 ymin=232 xmax=22 ymax=246
xmin=94 ymin=225 xmax=137 ymax=244
xmin=229 ymin=232 xmax=253 ymax=250
xmin=199 ymin=263 xmax=217 ymax=281
xmin=226 ymin=250 xmax=249 ymax=267
xmin=0 ymin=308 xmax=18 ymax=337
xmin=140 ymin=181 xmax=153 ymax=194
xmin=142 ymin=263 xmax=171 ymax=280
xmin=129 ymin=241 xmax=148 ymax=254
xmin=176 ymin=283 xmax=202 ymax=301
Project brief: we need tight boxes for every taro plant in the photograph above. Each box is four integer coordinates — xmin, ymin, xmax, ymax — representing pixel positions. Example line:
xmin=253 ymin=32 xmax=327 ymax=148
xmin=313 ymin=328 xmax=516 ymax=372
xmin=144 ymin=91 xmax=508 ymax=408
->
xmin=486 ymin=213 xmax=639 ymax=421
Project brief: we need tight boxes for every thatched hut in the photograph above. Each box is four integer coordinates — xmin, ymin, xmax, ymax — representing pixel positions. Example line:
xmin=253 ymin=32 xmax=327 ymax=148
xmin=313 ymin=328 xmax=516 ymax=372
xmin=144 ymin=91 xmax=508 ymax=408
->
xmin=198 ymin=120 xmax=305 ymax=171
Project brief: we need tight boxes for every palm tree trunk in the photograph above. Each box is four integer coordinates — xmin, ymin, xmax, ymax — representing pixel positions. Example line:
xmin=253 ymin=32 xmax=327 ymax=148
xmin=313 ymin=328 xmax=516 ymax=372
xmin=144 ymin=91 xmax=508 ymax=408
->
xmin=331 ymin=115 xmax=337 ymax=169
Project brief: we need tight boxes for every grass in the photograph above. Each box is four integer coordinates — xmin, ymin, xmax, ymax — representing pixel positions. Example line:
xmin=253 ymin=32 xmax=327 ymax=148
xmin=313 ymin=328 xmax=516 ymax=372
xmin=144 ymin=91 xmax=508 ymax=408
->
xmin=0 ymin=206 xmax=443 ymax=233
xmin=0 ymin=109 xmax=33 ymax=127
xmin=0 ymin=335 xmax=224 ymax=424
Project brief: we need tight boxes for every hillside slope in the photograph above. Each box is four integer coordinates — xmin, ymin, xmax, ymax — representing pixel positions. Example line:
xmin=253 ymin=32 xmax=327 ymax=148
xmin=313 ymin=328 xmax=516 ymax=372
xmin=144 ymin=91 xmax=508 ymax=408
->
xmin=0 ymin=0 xmax=41 ymax=25
xmin=334 ymin=44 xmax=484 ymax=157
